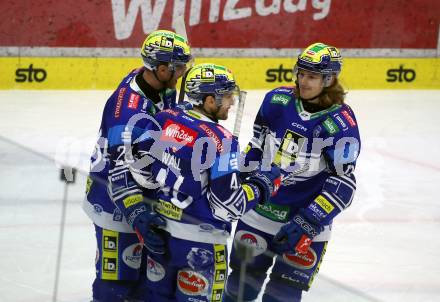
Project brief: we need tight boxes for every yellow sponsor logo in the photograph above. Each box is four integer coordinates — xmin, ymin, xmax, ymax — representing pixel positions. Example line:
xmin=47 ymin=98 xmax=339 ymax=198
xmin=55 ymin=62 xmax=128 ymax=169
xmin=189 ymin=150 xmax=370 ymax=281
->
xmin=242 ymin=184 xmax=255 ymax=201
xmin=156 ymin=200 xmax=182 ymax=220
xmin=85 ymin=176 xmax=93 ymax=195
xmin=123 ymin=194 xmax=143 ymax=208
xmin=314 ymin=195 xmax=334 ymax=214
xmin=101 ymin=229 xmax=119 ymax=280
xmin=211 ymin=245 xmax=227 ymax=302
xmin=244 ymin=144 xmax=251 ymax=154
xmin=214 ymin=246 xmax=226 ymax=265
xmin=309 ymin=242 xmax=327 ymax=287
xmin=2 ymin=57 xmax=438 ymax=90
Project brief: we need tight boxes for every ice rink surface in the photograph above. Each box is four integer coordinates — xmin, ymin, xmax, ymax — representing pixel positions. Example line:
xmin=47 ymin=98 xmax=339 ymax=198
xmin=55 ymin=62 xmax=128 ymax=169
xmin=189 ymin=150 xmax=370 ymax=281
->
xmin=1 ymin=89 xmax=440 ymax=302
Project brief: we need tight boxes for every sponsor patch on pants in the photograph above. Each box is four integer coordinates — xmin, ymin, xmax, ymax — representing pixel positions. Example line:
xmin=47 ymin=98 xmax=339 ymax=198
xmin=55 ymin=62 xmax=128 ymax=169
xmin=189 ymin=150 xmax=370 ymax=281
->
xmin=101 ymin=229 xmax=119 ymax=280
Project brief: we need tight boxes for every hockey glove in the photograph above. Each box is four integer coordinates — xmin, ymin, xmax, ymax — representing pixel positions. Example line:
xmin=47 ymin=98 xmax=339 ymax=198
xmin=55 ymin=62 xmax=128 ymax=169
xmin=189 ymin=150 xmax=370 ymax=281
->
xmin=242 ymin=164 xmax=281 ymax=203
xmin=272 ymin=208 xmax=323 ymax=255
xmin=128 ymin=203 xmax=167 ymax=254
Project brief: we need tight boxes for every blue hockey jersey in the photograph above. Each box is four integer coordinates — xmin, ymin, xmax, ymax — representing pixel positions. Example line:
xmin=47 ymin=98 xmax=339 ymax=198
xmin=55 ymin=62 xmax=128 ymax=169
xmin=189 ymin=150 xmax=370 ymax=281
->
xmin=82 ymin=67 xmax=178 ymax=233
xmin=133 ymin=108 xmax=259 ymax=245
xmin=240 ymin=87 xmax=361 ymax=241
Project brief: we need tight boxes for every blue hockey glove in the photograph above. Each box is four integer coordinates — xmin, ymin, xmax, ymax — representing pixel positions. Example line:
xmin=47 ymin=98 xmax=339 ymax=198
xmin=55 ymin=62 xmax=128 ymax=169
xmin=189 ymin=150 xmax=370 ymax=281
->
xmin=242 ymin=164 xmax=281 ymax=203
xmin=129 ymin=203 xmax=167 ymax=254
xmin=272 ymin=209 xmax=323 ymax=255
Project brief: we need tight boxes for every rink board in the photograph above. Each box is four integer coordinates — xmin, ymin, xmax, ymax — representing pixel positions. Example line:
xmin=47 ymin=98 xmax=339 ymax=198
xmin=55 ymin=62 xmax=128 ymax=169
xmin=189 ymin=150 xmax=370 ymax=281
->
xmin=0 ymin=57 xmax=439 ymax=90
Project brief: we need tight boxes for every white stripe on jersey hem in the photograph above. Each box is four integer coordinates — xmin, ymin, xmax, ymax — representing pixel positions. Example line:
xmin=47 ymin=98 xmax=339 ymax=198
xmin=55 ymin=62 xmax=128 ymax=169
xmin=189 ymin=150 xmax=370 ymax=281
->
xmin=240 ymin=209 xmax=332 ymax=242
xmin=82 ymin=198 xmax=134 ymax=233
xmin=163 ymin=218 xmax=230 ymax=245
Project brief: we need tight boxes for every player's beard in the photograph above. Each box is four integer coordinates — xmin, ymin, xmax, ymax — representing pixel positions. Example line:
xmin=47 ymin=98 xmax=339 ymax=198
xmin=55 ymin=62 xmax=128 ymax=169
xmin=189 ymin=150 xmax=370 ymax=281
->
xmin=214 ymin=105 xmax=230 ymax=121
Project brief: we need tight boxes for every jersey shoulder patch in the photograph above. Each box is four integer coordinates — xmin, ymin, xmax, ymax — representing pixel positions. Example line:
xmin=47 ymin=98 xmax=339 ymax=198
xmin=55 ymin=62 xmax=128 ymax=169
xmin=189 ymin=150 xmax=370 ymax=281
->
xmin=321 ymin=115 xmax=341 ymax=135
xmin=325 ymin=104 xmax=357 ymax=133
xmin=273 ymin=86 xmax=294 ymax=94
xmin=262 ymin=87 xmax=296 ymax=119
xmin=339 ymin=104 xmax=357 ymax=128
xmin=160 ymin=116 xmax=199 ymax=148
xmin=198 ymin=122 xmax=236 ymax=154
xmin=214 ymin=124 xmax=233 ymax=139
xmin=268 ymin=87 xmax=294 ymax=106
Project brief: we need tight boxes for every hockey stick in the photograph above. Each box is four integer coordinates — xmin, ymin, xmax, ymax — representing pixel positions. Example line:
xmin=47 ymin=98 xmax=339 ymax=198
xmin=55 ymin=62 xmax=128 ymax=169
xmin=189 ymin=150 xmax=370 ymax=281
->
xmin=233 ymin=90 xmax=247 ymax=137
xmin=174 ymin=15 xmax=193 ymax=104
xmin=178 ymin=66 xmax=193 ymax=104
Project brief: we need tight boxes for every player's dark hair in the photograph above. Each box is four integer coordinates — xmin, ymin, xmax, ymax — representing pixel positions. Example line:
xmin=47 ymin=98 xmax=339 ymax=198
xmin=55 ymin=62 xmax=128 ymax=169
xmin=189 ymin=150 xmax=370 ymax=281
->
xmin=193 ymin=94 xmax=215 ymax=110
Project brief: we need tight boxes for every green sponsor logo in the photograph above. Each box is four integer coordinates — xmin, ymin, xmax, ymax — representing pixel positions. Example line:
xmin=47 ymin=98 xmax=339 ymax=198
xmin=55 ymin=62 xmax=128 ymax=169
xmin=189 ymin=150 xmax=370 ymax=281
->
xmin=322 ymin=117 xmax=340 ymax=135
xmin=270 ymin=94 xmax=291 ymax=106
xmin=310 ymin=44 xmax=326 ymax=52
xmin=255 ymin=202 xmax=290 ymax=222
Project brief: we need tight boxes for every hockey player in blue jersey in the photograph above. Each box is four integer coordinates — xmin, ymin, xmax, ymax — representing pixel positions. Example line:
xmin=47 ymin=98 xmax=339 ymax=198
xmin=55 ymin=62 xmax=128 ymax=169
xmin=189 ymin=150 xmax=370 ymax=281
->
xmin=224 ymin=43 xmax=361 ymax=302
xmin=129 ymin=63 xmax=281 ymax=302
xmin=82 ymin=30 xmax=192 ymax=302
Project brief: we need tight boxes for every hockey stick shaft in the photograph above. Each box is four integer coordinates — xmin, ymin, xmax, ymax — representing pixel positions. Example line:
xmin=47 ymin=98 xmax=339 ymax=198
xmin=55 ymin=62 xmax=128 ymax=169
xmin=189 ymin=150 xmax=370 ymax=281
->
xmin=233 ymin=90 xmax=247 ymax=137
xmin=174 ymin=14 xmax=193 ymax=104
xmin=178 ymin=67 xmax=192 ymax=104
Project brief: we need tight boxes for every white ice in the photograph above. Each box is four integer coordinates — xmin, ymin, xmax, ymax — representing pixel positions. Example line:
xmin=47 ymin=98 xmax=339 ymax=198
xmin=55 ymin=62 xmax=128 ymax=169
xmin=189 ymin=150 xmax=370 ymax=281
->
xmin=0 ymin=89 xmax=439 ymax=302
